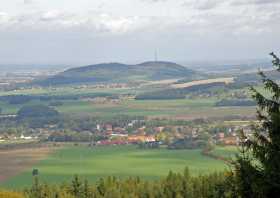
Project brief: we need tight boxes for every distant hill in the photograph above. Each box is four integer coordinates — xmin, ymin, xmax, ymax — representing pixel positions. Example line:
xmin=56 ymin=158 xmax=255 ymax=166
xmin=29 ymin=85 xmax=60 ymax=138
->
xmin=33 ymin=61 xmax=203 ymax=86
xmin=235 ymin=70 xmax=280 ymax=85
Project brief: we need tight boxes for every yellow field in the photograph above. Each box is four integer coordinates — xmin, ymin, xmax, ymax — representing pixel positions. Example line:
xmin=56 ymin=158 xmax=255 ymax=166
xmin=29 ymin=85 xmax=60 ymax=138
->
xmin=171 ymin=77 xmax=234 ymax=88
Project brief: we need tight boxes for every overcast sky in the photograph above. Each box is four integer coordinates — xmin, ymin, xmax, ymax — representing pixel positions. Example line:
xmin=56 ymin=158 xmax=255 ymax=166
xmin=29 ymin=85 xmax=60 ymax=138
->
xmin=0 ymin=0 xmax=280 ymax=65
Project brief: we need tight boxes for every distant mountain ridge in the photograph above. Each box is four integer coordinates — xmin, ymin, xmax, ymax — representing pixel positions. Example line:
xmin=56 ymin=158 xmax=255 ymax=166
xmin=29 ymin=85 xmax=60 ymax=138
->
xmin=34 ymin=61 xmax=203 ymax=86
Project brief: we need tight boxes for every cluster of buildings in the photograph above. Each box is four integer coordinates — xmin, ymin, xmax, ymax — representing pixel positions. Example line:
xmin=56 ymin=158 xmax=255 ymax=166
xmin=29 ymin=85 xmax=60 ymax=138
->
xmin=0 ymin=134 xmax=37 ymax=142
xmin=214 ymin=125 xmax=253 ymax=146
xmin=95 ymin=124 xmax=157 ymax=146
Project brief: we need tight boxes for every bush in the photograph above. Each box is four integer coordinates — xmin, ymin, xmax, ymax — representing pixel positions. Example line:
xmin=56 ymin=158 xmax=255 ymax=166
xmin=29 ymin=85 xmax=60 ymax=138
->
xmin=17 ymin=105 xmax=59 ymax=119
xmin=17 ymin=105 xmax=60 ymax=128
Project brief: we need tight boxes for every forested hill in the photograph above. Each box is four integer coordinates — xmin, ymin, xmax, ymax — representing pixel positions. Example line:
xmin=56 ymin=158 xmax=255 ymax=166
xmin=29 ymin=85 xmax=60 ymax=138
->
xmin=33 ymin=61 xmax=202 ymax=86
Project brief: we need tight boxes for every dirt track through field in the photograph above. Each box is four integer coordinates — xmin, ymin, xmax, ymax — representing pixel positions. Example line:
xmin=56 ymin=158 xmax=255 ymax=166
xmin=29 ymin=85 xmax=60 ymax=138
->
xmin=0 ymin=147 xmax=54 ymax=183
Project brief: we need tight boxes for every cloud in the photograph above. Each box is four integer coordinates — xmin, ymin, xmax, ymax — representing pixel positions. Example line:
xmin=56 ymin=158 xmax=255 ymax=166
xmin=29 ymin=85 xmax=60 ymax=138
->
xmin=40 ymin=10 xmax=71 ymax=21
xmin=144 ymin=0 xmax=221 ymax=9
xmin=24 ymin=0 xmax=34 ymax=4
xmin=0 ymin=11 xmax=159 ymax=35
xmin=0 ymin=5 xmax=278 ymax=37
xmin=0 ymin=0 xmax=280 ymax=64
xmin=142 ymin=0 xmax=168 ymax=2
xmin=231 ymin=0 xmax=280 ymax=6
xmin=182 ymin=0 xmax=222 ymax=10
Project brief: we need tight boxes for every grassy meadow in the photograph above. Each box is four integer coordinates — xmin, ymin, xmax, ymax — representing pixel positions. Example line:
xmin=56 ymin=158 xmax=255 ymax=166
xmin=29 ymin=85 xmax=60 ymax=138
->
xmin=211 ymin=146 xmax=238 ymax=159
xmin=0 ymin=82 xmax=258 ymax=119
xmin=0 ymin=98 xmax=256 ymax=119
xmin=2 ymin=145 xmax=231 ymax=189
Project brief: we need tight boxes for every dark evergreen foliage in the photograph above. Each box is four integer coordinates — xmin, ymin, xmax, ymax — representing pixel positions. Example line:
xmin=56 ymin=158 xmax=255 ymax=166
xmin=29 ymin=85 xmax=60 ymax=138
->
xmin=135 ymin=82 xmax=226 ymax=100
xmin=17 ymin=105 xmax=60 ymax=128
xmin=17 ymin=105 xmax=59 ymax=119
xmin=23 ymin=169 xmax=236 ymax=198
xmin=235 ymin=53 xmax=280 ymax=197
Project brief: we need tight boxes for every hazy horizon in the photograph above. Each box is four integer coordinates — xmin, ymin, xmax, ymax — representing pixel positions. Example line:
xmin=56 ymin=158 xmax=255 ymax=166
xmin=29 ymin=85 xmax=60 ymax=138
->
xmin=1 ymin=0 xmax=280 ymax=65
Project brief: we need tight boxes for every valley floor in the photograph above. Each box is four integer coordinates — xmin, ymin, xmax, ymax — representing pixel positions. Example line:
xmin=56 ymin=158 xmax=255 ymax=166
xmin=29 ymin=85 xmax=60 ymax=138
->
xmin=1 ymin=145 xmax=236 ymax=189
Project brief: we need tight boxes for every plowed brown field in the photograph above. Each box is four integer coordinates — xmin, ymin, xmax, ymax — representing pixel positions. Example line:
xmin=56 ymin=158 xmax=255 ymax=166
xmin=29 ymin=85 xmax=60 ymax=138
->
xmin=0 ymin=147 xmax=54 ymax=183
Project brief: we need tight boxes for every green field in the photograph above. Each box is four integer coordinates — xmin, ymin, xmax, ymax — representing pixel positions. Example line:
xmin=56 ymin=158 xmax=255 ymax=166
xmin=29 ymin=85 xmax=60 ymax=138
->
xmin=0 ymin=98 xmax=256 ymax=119
xmin=211 ymin=146 xmax=238 ymax=159
xmin=2 ymin=145 xmax=230 ymax=189
xmin=0 ymin=81 xmax=259 ymax=120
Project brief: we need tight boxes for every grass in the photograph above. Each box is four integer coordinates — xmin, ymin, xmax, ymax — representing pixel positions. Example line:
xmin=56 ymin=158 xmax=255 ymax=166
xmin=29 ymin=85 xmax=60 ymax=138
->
xmin=0 ymin=87 xmax=133 ymax=97
xmin=56 ymin=99 xmax=256 ymax=119
xmin=2 ymin=145 xmax=230 ymax=189
xmin=0 ymin=83 xmax=258 ymax=119
xmin=211 ymin=146 xmax=238 ymax=159
xmin=0 ymin=100 xmax=49 ymax=114
xmin=0 ymin=98 xmax=256 ymax=119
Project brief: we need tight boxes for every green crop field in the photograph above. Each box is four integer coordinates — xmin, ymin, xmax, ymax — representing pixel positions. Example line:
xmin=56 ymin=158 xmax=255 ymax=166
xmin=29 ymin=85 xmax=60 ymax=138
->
xmin=211 ymin=146 xmax=238 ymax=159
xmin=56 ymin=98 xmax=255 ymax=118
xmin=0 ymin=97 xmax=256 ymax=119
xmin=2 ymin=145 xmax=230 ymax=189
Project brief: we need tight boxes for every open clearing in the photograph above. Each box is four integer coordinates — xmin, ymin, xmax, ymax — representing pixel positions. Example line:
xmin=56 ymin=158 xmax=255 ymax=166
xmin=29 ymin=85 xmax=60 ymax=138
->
xmin=2 ymin=145 xmax=230 ymax=189
xmin=0 ymin=146 xmax=55 ymax=184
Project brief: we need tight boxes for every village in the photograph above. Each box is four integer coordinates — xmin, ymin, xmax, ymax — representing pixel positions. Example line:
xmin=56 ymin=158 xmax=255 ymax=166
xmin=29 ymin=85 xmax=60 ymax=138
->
xmin=0 ymin=120 xmax=252 ymax=147
xmin=0 ymin=118 xmax=253 ymax=151
xmin=93 ymin=122 xmax=252 ymax=147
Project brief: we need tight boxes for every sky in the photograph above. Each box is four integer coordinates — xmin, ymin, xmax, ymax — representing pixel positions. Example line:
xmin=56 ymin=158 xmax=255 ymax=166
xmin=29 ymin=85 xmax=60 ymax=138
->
xmin=0 ymin=0 xmax=280 ymax=65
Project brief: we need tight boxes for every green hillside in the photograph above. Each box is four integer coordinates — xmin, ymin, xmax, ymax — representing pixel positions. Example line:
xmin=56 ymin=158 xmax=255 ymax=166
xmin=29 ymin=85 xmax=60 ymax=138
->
xmin=34 ymin=61 xmax=202 ymax=86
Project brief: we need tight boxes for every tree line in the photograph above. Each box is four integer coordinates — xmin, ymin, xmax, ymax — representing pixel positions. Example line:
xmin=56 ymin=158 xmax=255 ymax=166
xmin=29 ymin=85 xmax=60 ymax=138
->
xmin=2 ymin=169 xmax=236 ymax=198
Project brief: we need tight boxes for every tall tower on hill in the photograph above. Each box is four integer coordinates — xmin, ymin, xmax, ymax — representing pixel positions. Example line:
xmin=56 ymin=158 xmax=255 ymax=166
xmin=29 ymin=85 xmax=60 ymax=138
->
xmin=154 ymin=50 xmax=158 ymax=62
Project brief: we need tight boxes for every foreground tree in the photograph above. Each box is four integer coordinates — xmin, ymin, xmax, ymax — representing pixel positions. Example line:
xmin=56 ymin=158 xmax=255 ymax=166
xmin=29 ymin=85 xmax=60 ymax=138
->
xmin=235 ymin=53 xmax=280 ymax=197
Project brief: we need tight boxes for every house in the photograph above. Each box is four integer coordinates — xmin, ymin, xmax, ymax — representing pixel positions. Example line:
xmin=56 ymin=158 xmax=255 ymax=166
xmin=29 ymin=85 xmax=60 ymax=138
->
xmin=154 ymin=127 xmax=165 ymax=133
xmin=105 ymin=124 xmax=113 ymax=131
xmin=127 ymin=135 xmax=155 ymax=143
xmin=145 ymin=135 xmax=156 ymax=142
xmin=217 ymin=133 xmax=225 ymax=140
xmin=20 ymin=134 xmax=33 ymax=140
xmin=137 ymin=127 xmax=146 ymax=135
xmin=105 ymin=130 xmax=113 ymax=136
xmin=223 ymin=136 xmax=239 ymax=145
xmin=113 ymin=127 xmax=126 ymax=134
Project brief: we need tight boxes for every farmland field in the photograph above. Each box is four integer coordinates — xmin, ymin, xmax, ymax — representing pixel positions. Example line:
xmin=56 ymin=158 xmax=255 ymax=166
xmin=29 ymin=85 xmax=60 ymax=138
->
xmin=171 ymin=77 xmax=234 ymax=88
xmin=1 ymin=145 xmax=231 ymax=189
xmin=0 ymin=98 xmax=256 ymax=120
xmin=211 ymin=146 xmax=238 ymax=159
xmin=0 ymin=146 xmax=55 ymax=184
xmin=0 ymin=78 xmax=260 ymax=120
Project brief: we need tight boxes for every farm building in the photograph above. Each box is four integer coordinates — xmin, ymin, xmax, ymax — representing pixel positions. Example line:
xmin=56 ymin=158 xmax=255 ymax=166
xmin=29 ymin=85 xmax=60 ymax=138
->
xmin=128 ymin=135 xmax=155 ymax=143
xmin=223 ymin=136 xmax=239 ymax=146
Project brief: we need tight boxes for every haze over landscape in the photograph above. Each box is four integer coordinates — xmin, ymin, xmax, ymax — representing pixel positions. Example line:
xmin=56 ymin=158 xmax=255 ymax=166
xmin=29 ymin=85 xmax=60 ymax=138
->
xmin=0 ymin=0 xmax=280 ymax=65
xmin=0 ymin=1 xmax=280 ymax=198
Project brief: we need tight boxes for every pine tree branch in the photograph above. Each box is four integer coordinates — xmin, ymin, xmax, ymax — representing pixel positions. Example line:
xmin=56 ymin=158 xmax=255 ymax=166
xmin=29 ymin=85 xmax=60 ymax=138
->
xmin=270 ymin=52 xmax=280 ymax=71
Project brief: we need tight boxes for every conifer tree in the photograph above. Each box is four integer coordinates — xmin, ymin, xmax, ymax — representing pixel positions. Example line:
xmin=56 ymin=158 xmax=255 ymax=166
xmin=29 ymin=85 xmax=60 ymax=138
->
xmin=235 ymin=52 xmax=280 ymax=197
xmin=71 ymin=175 xmax=83 ymax=197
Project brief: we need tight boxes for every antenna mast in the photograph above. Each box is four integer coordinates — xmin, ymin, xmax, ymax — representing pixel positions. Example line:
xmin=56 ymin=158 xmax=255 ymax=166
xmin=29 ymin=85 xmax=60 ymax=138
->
xmin=154 ymin=50 xmax=158 ymax=62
